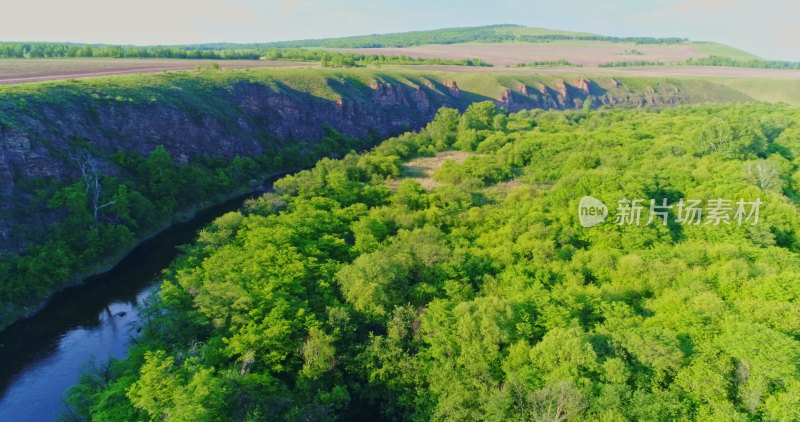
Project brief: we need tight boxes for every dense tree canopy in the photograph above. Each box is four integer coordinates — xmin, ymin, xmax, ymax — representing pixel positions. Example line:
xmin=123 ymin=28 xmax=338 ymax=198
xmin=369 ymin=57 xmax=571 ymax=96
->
xmin=66 ymin=102 xmax=800 ymax=421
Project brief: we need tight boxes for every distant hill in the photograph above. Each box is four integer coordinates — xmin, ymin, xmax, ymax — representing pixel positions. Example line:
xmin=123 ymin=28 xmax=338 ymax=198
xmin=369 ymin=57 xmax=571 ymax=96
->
xmin=259 ymin=24 xmax=689 ymax=49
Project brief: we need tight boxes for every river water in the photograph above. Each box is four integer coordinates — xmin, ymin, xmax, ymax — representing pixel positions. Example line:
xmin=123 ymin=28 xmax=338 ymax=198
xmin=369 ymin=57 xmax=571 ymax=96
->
xmin=0 ymin=189 xmax=264 ymax=421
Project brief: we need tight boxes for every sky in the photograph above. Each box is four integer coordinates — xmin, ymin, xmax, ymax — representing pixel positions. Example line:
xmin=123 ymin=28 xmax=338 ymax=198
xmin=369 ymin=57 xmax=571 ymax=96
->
xmin=1 ymin=0 xmax=799 ymax=61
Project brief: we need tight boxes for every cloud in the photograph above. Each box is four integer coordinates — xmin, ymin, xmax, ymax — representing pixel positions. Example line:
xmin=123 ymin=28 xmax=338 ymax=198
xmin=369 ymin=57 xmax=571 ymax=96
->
xmin=282 ymin=0 xmax=303 ymax=13
xmin=0 ymin=0 xmax=257 ymax=44
xmin=675 ymin=0 xmax=747 ymax=12
xmin=772 ymin=24 xmax=800 ymax=46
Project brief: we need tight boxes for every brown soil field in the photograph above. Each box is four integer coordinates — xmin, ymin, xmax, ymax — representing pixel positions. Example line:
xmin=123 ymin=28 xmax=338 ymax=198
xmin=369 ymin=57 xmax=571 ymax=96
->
xmin=335 ymin=43 xmax=706 ymax=66
xmin=0 ymin=59 xmax=313 ymax=84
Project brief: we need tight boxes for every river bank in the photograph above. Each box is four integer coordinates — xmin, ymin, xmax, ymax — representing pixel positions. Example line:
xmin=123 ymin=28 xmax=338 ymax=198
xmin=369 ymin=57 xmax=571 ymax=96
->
xmin=5 ymin=171 xmax=289 ymax=331
xmin=0 ymin=172 xmax=288 ymax=421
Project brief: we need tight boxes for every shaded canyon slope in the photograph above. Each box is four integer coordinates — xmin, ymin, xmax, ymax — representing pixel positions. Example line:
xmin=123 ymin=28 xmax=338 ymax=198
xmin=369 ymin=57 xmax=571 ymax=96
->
xmin=0 ymin=68 xmax=751 ymax=251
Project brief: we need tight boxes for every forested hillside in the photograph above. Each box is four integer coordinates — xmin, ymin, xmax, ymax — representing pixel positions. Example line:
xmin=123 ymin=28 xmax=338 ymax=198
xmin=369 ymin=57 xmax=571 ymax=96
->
xmin=66 ymin=102 xmax=800 ymax=421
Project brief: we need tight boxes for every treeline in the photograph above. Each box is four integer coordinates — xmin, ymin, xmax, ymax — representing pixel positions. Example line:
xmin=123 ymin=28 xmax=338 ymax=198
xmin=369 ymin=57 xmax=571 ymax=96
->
xmin=599 ymin=60 xmax=664 ymax=67
xmin=686 ymin=55 xmax=800 ymax=69
xmin=64 ymin=102 xmax=800 ymax=421
xmin=263 ymin=49 xmax=492 ymax=67
xmin=0 ymin=43 xmax=491 ymax=67
xmin=0 ymin=43 xmax=262 ymax=60
xmin=0 ymin=128 xmax=372 ymax=329
xmin=514 ymin=59 xmax=580 ymax=67
xmin=598 ymin=55 xmax=800 ymax=69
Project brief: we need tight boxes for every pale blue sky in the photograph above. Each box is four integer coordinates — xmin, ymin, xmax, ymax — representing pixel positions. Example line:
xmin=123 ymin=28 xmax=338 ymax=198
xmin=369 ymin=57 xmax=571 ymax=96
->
xmin=2 ymin=0 xmax=799 ymax=60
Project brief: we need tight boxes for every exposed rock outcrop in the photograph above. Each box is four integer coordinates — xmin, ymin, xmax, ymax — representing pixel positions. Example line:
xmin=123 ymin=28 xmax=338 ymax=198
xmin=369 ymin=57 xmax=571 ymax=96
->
xmin=443 ymin=80 xmax=461 ymax=97
xmin=553 ymin=80 xmax=569 ymax=98
xmin=571 ymin=79 xmax=592 ymax=95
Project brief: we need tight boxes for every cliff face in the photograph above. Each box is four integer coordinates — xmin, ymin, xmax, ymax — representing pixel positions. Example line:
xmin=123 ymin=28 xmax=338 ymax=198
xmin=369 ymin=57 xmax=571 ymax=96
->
xmin=0 ymin=70 xmax=747 ymax=251
xmin=0 ymin=77 xmax=454 ymax=250
xmin=0 ymin=81 xmax=442 ymax=194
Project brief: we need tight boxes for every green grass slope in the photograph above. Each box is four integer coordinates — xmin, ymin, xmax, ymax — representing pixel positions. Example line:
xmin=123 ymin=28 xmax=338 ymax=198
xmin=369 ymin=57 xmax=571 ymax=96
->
xmin=715 ymin=77 xmax=800 ymax=105
xmin=690 ymin=41 xmax=762 ymax=60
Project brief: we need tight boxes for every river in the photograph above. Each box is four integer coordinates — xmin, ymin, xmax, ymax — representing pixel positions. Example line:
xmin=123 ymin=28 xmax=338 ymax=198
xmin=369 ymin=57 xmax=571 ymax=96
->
xmin=0 ymin=187 xmax=269 ymax=421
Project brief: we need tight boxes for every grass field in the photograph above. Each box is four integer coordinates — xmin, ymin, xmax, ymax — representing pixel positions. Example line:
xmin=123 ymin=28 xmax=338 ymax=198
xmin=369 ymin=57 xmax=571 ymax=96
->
xmin=3 ymin=51 xmax=800 ymax=107
xmin=713 ymin=77 xmax=800 ymax=104
xmin=4 ymin=62 xmax=796 ymax=109
xmin=690 ymin=41 xmax=762 ymax=60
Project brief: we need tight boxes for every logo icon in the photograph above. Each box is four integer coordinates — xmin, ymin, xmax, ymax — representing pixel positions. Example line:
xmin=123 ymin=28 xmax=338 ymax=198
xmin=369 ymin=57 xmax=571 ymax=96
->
xmin=578 ymin=196 xmax=608 ymax=227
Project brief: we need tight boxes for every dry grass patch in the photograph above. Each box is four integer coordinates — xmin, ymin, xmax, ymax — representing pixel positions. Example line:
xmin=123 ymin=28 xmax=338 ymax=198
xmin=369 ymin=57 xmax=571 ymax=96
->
xmin=390 ymin=150 xmax=474 ymax=191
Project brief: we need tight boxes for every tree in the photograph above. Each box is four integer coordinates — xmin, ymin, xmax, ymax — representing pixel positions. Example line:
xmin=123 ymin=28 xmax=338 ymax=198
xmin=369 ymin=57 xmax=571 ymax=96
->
xmin=138 ymin=146 xmax=179 ymax=217
xmin=459 ymin=101 xmax=500 ymax=132
xmin=70 ymin=150 xmax=116 ymax=225
xmin=745 ymin=159 xmax=783 ymax=192
xmin=301 ymin=327 xmax=336 ymax=379
xmin=127 ymin=350 xmax=179 ymax=419
xmin=528 ymin=381 xmax=587 ymax=422
xmin=426 ymin=107 xmax=460 ymax=149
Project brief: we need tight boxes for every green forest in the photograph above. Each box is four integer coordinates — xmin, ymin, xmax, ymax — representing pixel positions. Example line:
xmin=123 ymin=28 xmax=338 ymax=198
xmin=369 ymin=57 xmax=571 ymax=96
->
xmin=64 ymin=102 xmax=800 ymax=421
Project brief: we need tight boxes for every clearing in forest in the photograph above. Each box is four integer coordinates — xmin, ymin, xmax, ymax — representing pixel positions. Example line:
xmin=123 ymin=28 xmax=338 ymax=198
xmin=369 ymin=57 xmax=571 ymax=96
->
xmin=396 ymin=150 xmax=473 ymax=191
